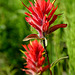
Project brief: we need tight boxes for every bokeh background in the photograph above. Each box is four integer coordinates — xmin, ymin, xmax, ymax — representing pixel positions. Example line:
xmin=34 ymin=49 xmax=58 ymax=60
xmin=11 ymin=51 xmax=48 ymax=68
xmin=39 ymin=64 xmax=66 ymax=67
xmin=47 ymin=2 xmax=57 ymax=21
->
xmin=0 ymin=0 xmax=75 ymax=75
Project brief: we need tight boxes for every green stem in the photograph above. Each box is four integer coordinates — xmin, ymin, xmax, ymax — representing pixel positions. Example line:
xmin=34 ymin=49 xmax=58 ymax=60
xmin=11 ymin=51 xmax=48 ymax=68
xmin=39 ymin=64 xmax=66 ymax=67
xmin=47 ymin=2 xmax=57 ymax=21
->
xmin=43 ymin=33 xmax=52 ymax=75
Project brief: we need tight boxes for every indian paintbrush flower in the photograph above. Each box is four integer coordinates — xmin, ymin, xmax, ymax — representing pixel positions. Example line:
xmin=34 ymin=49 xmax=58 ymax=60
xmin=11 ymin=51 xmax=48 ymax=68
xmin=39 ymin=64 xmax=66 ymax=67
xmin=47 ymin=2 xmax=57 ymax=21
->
xmin=20 ymin=0 xmax=68 ymax=74
xmin=22 ymin=40 xmax=49 ymax=75
xmin=22 ymin=0 xmax=67 ymax=38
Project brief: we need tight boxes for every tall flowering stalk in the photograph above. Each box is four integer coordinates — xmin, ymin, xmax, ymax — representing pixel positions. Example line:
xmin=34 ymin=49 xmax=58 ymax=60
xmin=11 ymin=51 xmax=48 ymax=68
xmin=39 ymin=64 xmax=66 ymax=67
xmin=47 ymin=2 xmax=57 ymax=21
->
xmin=22 ymin=40 xmax=49 ymax=75
xmin=20 ymin=0 xmax=68 ymax=75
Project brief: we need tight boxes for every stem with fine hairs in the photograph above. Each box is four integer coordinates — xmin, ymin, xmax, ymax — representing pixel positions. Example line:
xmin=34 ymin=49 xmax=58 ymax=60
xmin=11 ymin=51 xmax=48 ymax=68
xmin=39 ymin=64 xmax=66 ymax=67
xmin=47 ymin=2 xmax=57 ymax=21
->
xmin=43 ymin=33 xmax=52 ymax=75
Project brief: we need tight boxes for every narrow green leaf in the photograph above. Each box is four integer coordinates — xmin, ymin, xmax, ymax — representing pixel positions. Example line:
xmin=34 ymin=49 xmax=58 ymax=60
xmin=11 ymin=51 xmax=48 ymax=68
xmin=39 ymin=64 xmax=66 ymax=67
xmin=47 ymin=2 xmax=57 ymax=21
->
xmin=20 ymin=49 xmax=24 ymax=54
xmin=50 ymin=56 xmax=69 ymax=70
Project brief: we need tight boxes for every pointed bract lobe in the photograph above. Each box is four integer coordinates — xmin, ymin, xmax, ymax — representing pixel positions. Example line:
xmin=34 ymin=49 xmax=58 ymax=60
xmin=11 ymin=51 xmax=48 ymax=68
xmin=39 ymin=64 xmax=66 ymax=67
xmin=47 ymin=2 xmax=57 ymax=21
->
xmin=47 ymin=24 xmax=67 ymax=34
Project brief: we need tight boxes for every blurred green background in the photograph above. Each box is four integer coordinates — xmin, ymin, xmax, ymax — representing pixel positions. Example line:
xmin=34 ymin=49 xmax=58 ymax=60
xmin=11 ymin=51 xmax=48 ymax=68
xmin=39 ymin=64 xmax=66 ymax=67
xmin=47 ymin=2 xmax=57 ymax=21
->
xmin=0 ymin=0 xmax=75 ymax=75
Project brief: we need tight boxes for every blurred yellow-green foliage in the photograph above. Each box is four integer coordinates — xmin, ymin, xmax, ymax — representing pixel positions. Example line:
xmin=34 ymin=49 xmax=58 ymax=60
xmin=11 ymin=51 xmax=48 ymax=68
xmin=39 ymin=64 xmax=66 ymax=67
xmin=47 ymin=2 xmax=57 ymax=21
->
xmin=0 ymin=0 xmax=75 ymax=75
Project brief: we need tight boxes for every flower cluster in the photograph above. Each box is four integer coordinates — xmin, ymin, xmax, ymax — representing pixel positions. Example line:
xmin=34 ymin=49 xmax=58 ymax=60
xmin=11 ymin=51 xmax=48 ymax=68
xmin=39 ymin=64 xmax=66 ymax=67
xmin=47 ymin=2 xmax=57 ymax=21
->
xmin=22 ymin=40 xmax=49 ymax=75
xmin=22 ymin=0 xmax=67 ymax=38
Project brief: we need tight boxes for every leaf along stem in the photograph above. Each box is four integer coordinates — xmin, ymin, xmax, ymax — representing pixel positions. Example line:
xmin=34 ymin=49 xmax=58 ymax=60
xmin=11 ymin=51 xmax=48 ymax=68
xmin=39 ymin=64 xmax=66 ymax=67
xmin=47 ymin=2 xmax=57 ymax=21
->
xmin=50 ymin=56 xmax=69 ymax=70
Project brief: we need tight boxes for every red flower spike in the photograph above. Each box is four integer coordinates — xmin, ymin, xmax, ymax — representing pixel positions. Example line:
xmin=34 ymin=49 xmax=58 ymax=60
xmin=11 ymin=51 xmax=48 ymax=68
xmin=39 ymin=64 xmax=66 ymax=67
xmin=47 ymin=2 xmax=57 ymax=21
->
xmin=22 ymin=0 xmax=67 ymax=38
xmin=22 ymin=40 xmax=49 ymax=74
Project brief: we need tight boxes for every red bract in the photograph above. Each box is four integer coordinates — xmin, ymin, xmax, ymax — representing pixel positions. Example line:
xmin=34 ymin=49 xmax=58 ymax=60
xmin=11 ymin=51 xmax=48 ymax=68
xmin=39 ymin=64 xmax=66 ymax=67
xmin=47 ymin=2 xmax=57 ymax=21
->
xmin=22 ymin=40 xmax=49 ymax=75
xmin=22 ymin=0 xmax=67 ymax=38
